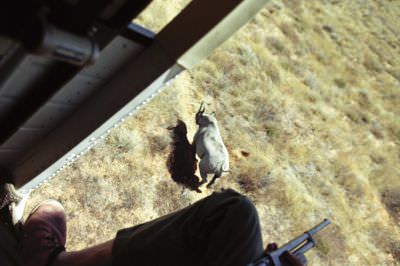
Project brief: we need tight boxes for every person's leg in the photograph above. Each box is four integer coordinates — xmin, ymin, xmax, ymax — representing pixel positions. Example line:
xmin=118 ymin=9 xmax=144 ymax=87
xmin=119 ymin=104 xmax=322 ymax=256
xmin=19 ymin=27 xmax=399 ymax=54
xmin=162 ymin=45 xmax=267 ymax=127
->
xmin=112 ymin=189 xmax=264 ymax=266
xmin=197 ymin=189 xmax=264 ymax=266
xmin=23 ymin=189 xmax=264 ymax=266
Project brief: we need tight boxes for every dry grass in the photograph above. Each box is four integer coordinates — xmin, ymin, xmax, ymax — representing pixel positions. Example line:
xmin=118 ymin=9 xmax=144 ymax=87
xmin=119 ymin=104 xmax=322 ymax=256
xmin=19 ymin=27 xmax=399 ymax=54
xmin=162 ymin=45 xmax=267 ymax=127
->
xmin=26 ymin=0 xmax=400 ymax=265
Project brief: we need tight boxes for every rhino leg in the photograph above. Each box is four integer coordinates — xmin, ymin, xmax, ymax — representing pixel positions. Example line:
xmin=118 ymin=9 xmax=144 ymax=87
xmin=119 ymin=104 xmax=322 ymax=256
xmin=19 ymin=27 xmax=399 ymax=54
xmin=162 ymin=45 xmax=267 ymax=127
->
xmin=199 ymin=162 xmax=208 ymax=185
xmin=207 ymin=172 xmax=222 ymax=188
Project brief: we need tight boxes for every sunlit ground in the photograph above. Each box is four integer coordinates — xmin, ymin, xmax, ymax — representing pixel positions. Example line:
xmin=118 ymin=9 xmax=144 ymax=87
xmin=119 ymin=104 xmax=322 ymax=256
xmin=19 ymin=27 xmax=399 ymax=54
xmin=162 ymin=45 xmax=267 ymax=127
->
xmin=27 ymin=0 xmax=400 ymax=265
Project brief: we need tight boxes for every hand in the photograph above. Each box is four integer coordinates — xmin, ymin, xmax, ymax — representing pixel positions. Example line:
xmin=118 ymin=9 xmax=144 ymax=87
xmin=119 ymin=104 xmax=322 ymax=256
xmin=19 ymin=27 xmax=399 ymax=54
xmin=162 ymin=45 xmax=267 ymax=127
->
xmin=265 ymin=243 xmax=306 ymax=266
xmin=281 ymin=251 xmax=305 ymax=266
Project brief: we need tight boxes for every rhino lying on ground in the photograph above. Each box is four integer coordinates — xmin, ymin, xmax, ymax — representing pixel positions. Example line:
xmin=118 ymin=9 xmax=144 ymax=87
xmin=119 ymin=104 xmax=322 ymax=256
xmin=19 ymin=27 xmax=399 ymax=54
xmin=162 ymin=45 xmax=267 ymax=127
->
xmin=193 ymin=103 xmax=229 ymax=188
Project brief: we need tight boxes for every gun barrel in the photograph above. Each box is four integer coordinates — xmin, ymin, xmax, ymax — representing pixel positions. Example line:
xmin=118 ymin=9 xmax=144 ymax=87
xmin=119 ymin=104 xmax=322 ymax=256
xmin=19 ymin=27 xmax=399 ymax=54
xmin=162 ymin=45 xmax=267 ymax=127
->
xmin=307 ymin=219 xmax=331 ymax=235
xmin=293 ymin=240 xmax=315 ymax=256
xmin=266 ymin=219 xmax=331 ymax=266
xmin=279 ymin=219 xmax=331 ymax=253
xmin=279 ymin=233 xmax=309 ymax=252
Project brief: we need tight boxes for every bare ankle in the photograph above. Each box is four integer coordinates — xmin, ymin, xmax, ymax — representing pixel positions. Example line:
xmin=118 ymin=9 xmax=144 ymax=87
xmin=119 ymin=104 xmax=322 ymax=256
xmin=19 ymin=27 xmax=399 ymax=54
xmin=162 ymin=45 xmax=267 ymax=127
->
xmin=53 ymin=240 xmax=114 ymax=266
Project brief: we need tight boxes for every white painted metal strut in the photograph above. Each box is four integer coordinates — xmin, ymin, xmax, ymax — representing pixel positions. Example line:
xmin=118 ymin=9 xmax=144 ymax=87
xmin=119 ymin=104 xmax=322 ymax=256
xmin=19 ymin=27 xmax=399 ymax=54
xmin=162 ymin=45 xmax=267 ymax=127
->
xmin=19 ymin=64 xmax=184 ymax=193
xmin=16 ymin=0 xmax=270 ymax=192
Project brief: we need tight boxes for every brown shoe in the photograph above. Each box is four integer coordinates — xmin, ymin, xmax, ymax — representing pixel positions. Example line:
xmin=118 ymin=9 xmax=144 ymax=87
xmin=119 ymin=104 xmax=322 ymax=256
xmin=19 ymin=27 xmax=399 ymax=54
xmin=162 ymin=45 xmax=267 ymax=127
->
xmin=21 ymin=200 xmax=67 ymax=266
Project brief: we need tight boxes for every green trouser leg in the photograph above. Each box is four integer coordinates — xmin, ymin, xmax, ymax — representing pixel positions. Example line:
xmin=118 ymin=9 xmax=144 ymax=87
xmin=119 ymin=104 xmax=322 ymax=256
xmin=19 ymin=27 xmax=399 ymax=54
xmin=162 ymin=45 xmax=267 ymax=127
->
xmin=112 ymin=189 xmax=264 ymax=266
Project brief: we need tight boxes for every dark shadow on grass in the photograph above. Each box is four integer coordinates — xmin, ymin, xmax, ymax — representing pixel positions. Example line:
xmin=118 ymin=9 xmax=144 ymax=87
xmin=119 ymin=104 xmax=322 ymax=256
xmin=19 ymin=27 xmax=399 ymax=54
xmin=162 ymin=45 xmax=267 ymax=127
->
xmin=166 ymin=120 xmax=202 ymax=193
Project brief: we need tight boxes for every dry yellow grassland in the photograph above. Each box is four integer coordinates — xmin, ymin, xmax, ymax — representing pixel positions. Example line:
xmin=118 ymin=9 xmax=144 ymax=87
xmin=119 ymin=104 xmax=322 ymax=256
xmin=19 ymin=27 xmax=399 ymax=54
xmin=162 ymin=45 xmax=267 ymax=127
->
xmin=27 ymin=0 xmax=400 ymax=265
